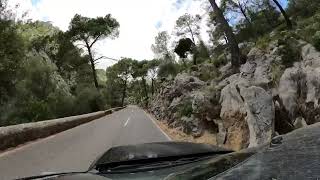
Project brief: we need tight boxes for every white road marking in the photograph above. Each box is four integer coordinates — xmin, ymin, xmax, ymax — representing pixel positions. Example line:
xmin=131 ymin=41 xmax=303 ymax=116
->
xmin=124 ymin=117 xmax=130 ymax=127
xmin=143 ymin=111 xmax=172 ymax=141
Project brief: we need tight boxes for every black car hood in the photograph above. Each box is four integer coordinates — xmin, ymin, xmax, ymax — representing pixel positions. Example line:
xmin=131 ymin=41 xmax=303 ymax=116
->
xmin=92 ymin=142 xmax=232 ymax=168
xmin=165 ymin=123 xmax=320 ymax=180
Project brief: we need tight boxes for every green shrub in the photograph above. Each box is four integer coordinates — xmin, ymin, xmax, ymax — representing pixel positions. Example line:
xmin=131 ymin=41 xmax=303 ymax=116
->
xmin=278 ymin=37 xmax=301 ymax=67
xmin=198 ymin=64 xmax=219 ymax=82
xmin=256 ymin=35 xmax=272 ymax=50
xmin=74 ymin=87 xmax=106 ymax=114
xmin=213 ymin=54 xmax=228 ymax=68
xmin=158 ymin=61 xmax=179 ymax=78
xmin=178 ymin=99 xmax=193 ymax=118
xmin=312 ymin=31 xmax=320 ymax=51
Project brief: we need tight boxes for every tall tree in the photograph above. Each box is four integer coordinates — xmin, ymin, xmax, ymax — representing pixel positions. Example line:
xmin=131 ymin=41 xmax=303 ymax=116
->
xmin=221 ymin=0 xmax=251 ymax=25
xmin=146 ymin=59 xmax=160 ymax=96
xmin=132 ymin=60 xmax=150 ymax=107
xmin=111 ymin=58 xmax=133 ymax=106
xmin=151 ymin=31 xmax=171 ymax=59
xmin=175 ymin=13 xmax=201 ymax=44
xmin=68 ymin=14 xmax=120 ymax=89
xmin=175 ymin=13 xmax=202 ymax=65
xmin=208 ymin=0 xmax=242 ymax=70
xmin=271 ymin=0 xmax=293 ymax=29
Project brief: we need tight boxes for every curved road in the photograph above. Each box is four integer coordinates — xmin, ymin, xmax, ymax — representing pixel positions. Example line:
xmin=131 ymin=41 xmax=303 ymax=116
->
xmin=0 ymin=106 xmax=170 ymax=179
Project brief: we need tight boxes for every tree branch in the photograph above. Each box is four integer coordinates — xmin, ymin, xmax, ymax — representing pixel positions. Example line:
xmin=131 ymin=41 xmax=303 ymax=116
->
xmin=94 ymin=56 xmax=119 ymax=62
xmin=89 ymin=34 xmax=102 ymax=48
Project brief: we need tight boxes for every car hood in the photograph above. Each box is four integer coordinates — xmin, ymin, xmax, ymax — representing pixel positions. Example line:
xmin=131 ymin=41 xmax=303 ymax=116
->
xmin=91 ymin=142 xmax=232 ymax=168
xmin=165 ymin=123 xmax=320 ymax=180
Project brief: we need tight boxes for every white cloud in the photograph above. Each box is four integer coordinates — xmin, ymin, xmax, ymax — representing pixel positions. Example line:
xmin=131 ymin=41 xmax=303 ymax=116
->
xmin=11 ymin=0 xmax=211 ymax=69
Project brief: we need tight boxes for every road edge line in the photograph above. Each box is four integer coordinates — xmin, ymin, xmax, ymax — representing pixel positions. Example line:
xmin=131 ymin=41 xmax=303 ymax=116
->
xmin=143 ymin=110 xmax=172 ymax=141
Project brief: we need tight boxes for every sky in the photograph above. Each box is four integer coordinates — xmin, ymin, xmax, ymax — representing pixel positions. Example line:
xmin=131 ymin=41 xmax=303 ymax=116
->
xmin=10 ymin=0 xmax=288 ymax=69
xmin=9 ymin=0 xmax=209 ymax=69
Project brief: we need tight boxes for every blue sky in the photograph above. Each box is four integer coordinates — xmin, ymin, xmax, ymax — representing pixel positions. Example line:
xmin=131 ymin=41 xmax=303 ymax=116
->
xmin=31 ymin=0 xmax=41 ymax=6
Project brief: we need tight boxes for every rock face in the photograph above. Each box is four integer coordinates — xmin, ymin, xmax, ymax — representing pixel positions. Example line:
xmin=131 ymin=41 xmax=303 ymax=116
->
xmin=278 ymin=42 xmax=320 ymax=125
xmin=150 ymin=73 xmax=212 ymax=137
xmin=150 ymin=39 xmax=320 ymax=151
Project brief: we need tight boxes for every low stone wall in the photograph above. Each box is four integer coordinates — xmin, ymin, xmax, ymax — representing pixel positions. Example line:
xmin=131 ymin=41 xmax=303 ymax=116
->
xmin=0 ymin=107 xmax=125 ymax=151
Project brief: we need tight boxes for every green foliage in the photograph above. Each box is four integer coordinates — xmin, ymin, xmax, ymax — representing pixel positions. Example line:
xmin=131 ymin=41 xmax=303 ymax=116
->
xmin=68 ymin=14 xmax=120 ymax=42
xmin=312 ymin=31 xmax=320 ymax=51
xmin=74 ymin=87 xmax=106 ymax=114
xmin=157 ymin=61 xmax=179 ymax=78
xmin=151 ymin=31 xmax=172 ymax=59
xmin=0 ymin=4 xmax=113 ymax=126
xmin=287 ymin=0 xmax=320 ymax=18
xmin=0 ymin=18 xmax=25 ymax=104
xmin=256 ymin=35 xmax=272 ymax=50
xmin=213 ymin=53 xmax=228 ymax=68
xmin=177 ymin=99 xmax=193 ymax=118
xmin=197 ymin=40 xmax=210 ymax=60
xmin=197 ymin=64 xmax=219 ymax=82
xmin=174 ymin=38 xmax=194 ymax=58
xmin=175 ymin=13 xmax=201 ymax=42
xmin=295 ymin=12 xmax=320 ymax=44
xmin=68 ymin=14 xmax=120 ymax=88
xmin=278 ymin=36 xmax=301 ymax=67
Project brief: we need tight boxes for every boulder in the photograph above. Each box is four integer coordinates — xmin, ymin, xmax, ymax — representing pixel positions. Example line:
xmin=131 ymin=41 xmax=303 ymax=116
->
xmin=301 ymin=43 xmax=320 ymax=68
xmin=293 ymin=117 xmax=308 ymax=129
xmin=242 ymin=86 xmax=274 ymax=148
xmin=180 ymin=116 xmax=203 ymax=138
xmin=168 ymin=73 xmax=205 ymax=99
xmin=277 ymin=42 xmax=320 ymax=127
xmin=220 ymin=82 xmax=274 ymax=150
xmin=278 ymin=65 xmax=306 ymax=121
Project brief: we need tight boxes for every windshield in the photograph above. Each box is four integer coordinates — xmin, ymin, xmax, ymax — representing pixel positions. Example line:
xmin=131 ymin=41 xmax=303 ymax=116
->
xmin=1 ymin=0 xmax=320 ymax=179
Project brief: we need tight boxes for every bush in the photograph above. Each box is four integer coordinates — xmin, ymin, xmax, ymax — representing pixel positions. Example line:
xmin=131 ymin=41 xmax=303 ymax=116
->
xmin=157 ymin=61 xmax=179 ymax=78
xmin=47 ymin=89 xmax=75 ymax=118
xmin=213 ymin=53 xmax=228 ymax=68
xmin=256 ymin=35 xmax=272 ymax=50
xmin=312 ymin=31 xmax=320 ymax=51
xmin=278 ymin=37 xmax=301 ymax=67
xmin=74 ymin=87 xmax=106 ymax=114
xmin=197 ymin=64 xmax=219 ymax=82
xmin=178 ymin=99 xmax=193 ymax=118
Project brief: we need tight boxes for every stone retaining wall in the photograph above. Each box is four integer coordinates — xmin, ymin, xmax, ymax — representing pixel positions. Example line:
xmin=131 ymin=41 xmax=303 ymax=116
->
xmin=0 ymin=107 xmax=125 ymax=151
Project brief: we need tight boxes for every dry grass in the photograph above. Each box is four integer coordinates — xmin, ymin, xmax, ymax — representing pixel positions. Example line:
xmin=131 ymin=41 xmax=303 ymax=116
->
xmin=153 ymin=114 xmax=217 ymax=145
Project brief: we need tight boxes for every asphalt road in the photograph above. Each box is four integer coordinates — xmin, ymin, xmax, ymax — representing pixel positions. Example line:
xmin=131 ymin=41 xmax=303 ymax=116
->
xmin=0 ymin=106 xmax=170 ymax=179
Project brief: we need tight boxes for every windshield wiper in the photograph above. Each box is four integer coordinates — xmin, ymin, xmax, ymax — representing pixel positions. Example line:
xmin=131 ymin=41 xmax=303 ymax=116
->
xmin=17 ymin=171 xmax=85 ymax=180
xmin=96 ymin=153 xmax=228 ymax=174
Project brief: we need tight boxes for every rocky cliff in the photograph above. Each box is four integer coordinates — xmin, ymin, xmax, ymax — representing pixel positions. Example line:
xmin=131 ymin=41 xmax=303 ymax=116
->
xmin=149 ymin=36 xmax=320 ymax=151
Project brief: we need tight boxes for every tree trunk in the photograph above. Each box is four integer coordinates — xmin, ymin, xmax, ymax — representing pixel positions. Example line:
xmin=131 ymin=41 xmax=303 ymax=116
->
xmin=121 ymin=79 xmax=127 ymax=107
xmin=209 ymin=0 xmax=241 ymax=71
xmin=85 ymin=43 xmax=99 ymax=89
xmin=142 ymin=78 xmax=149 ymax=107
xmin=151 ymin=78 xmax=154 ymax=96
xmin=192 ymin=49 xmax=197 ymax=65
xmin=271 ymin=0 xmax=293 ymax=29
xmin=187 ymin=23 xmax=197 ymax=65
xmin=237 ymin=1 xmax=251 ymax=25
